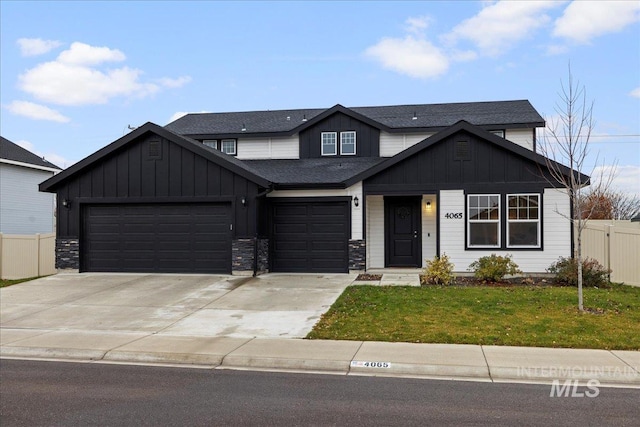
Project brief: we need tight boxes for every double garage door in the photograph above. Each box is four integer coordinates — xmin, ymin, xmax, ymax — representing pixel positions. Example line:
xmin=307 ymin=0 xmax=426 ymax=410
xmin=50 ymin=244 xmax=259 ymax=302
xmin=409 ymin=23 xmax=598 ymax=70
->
xmin=270 ymin=200 xmax=350 ymax=273
xmin=82 ymin=203 xmax=231 ymax=273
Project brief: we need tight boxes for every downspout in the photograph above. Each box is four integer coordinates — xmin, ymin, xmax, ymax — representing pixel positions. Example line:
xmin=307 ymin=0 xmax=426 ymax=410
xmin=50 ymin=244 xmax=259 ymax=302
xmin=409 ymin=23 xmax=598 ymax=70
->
xmin=253 ymin=186 xmax=274 ymax=276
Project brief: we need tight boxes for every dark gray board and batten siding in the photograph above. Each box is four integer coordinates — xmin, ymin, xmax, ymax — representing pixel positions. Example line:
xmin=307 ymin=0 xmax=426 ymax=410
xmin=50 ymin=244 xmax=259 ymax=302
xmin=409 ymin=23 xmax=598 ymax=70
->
xmin=299 ymin=111 xmax=380 ymax=158
xmin=55 ymin=134 xmax=262 ymax=239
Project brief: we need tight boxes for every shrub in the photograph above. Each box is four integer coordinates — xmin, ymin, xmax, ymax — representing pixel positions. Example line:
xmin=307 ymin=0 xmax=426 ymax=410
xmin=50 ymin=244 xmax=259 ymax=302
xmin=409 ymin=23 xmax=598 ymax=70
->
xmin=469 ymin=254 xmax=522 ymax=282
xmin=421 ymin=253 xmax=455 ymax=286
xmin=547 ymin=256 xmax=610 ymax=288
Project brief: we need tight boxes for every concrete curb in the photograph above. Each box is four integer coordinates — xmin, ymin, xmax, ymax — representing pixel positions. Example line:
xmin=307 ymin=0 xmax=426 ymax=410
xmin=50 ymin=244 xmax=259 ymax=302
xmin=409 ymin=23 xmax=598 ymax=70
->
xmin=2 ymin=338 xmax=638 ymax=387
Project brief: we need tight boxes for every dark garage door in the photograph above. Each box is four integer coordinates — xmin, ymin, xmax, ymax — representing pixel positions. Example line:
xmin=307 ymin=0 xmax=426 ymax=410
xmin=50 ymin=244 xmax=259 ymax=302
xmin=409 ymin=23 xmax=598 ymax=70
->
xmin=82 ymin=203 xmax=231 ymax=273
xmin=271 ymin=200 xmax=350 ymax=273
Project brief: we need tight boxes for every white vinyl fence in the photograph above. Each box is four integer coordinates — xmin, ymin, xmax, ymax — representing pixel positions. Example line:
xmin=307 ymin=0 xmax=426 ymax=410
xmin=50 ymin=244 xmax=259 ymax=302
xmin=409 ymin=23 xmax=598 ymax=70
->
xmin=580 ymin=221 xmax=640 ymax=286
xmin=0 ymin=233 xmax=56 ymax=280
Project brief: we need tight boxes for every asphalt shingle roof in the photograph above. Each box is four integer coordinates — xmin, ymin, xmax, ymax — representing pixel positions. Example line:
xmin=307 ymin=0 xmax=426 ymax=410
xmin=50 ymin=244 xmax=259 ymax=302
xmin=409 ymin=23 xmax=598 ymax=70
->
xmin=165 ymin=100 xmax=544 ymax=136
xmin=0 ymin=136 xmax=60 ymax=169
xmin=244 ymin=157 xmax=386 ymax=185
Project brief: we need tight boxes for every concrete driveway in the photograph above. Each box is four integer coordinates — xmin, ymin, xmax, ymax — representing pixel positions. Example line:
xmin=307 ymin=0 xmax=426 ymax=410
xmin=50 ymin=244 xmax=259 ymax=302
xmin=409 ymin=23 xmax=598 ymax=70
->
xmin=0 ymin=273 xmax=355 ymax=339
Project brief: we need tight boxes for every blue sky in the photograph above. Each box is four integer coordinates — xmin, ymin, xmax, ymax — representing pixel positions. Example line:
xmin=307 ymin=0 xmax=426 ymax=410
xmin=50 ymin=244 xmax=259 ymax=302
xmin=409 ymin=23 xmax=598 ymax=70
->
xmin=1 ymin=1 xmax=639 ymax=194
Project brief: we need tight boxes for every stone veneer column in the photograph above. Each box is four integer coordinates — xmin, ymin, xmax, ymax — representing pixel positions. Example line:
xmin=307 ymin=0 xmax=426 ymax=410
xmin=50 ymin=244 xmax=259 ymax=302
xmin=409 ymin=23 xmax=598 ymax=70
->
xmin=56 ymin=238 xmax=79 ymax=270
xmin=349 ymin=239 xmax=366 ymax=271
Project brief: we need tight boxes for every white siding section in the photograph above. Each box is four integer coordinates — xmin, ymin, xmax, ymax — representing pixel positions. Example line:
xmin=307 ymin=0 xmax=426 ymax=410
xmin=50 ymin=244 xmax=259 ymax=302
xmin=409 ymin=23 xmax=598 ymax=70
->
xmin=267 ymin=181 xmax=363 ymax=240
xmin=421 ymin=195 xmax=437 ymax=264
xmin=505 ymin=128 xmax=534 ymax=151
xmin=438 ymin=188 xmax=571 ymax=273
xmin=0 ymin=164 xmax=55 ymax=234
xmin=366 ymin=195 xmax=384 ymax=268
xmin=236 ymin=136 xmax=299 ymax=159
xmin=379 ymin=131 xmax=434 ymax=157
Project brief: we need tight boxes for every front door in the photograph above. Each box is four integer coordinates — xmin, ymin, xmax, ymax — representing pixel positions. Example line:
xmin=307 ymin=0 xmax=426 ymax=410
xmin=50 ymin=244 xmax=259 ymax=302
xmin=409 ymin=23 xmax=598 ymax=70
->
xmin=385 ymin=197 xmax=422 ymax=267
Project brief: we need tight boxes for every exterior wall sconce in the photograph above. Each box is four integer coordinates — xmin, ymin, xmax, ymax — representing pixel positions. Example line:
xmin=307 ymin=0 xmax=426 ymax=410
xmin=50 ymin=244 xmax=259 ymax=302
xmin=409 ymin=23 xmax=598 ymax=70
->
xmin=62 ymin=198 xmax=72 ymax=209
xmin=425 ymin=200 xmax=432 ymax=211
xmin=241 ymin=197 xmax=247 ymax=207
xmin=353 ymin=196 xmax=359 ymax=207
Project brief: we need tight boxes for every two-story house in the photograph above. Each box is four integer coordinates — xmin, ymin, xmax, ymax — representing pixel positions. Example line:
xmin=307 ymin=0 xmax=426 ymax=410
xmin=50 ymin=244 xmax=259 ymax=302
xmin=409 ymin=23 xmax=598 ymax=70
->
xmin=1 ymin=136 xmax=60 ymax=234
xmin=40 ymin=100 xmax=585 ymax=274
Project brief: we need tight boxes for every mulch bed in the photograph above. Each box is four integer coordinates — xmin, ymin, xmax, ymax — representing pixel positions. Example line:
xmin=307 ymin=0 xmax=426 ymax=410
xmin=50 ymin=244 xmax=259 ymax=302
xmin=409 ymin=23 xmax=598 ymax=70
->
xmin=355 ymin=273 xmax=383 ymax=281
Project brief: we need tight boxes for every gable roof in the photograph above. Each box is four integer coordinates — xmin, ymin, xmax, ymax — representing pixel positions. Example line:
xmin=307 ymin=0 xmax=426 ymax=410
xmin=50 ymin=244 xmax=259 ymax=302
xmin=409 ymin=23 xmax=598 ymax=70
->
xmin=344 ymin=120 xmax=589 ymax=187
xmin=0 ymin=136 xmax=61 ymax=170
xmin=165 ymin=100 xmax=544 ymax=138
xmin=39 ymin=123 xmax=271 ymax=192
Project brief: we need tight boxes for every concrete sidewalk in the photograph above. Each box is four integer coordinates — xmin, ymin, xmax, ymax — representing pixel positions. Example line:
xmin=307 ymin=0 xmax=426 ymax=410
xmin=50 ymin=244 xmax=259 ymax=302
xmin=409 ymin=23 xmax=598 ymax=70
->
xmin=1 ymin=330 xmax=638 ymax=387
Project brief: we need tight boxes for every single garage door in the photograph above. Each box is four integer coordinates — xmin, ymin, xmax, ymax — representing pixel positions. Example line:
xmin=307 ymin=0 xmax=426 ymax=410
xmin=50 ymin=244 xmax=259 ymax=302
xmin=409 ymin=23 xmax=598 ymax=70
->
xmin=271 ymin=200 xmax=350 ymax=273
xmin=82 ymin=203 xmax=231 ymax=273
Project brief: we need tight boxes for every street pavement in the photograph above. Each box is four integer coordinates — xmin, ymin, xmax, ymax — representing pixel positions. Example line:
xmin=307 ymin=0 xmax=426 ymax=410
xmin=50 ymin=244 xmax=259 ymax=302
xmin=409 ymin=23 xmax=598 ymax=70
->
xmin=1 ymin=272 xmax=638 ymax=387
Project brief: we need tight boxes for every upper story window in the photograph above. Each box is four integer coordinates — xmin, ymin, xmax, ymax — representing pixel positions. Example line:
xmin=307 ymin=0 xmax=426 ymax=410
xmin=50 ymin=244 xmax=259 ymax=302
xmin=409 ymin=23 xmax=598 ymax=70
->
xmin=467 ymin=194 xmax=500 ymax=248
xmin=321 ymin=132 xmax=337 ymax=156
xmin=507 ymin=194 xmax=540 ymax=248
xmin=221 ymin=139 xmax=237 ymax=155
xmin=490 ymin=130 xmax=505 ymax=138
xmin=340 ymin=131 xmax=356 ymax=155
xmin=203 ymin=140 xmax=218 ymax=149
xmin=201 ymin=139 xmax=237 ymax=155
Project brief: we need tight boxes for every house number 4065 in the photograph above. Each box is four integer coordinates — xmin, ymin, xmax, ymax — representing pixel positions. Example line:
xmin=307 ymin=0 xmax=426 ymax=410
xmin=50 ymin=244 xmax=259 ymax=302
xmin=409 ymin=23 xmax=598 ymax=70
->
xmin=444 ymin=212 xmax=463 ymax=219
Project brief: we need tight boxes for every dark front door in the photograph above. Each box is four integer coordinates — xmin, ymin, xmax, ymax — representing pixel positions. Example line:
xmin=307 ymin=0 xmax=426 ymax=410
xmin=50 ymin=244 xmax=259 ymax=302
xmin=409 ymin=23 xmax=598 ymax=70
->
xmin=385 ymin=197 xmax=421 ymax=267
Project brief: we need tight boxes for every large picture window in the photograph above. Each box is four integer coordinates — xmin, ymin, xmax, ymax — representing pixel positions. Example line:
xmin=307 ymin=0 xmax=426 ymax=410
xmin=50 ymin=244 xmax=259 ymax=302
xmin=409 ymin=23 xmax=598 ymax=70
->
xmin=321 ymin=132 xmax=337 ymax=156
xmin=467 ymin=194 xmax=500 ymax=247
xmin=340 ymin=131 xmax=356 ymax=155
xmin=507 ymin=194 xmax=540 ymax=247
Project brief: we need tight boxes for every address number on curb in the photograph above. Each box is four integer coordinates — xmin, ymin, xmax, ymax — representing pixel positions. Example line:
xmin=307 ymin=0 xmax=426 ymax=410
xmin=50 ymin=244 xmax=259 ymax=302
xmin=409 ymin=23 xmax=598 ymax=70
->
xmin=351 ymin=361 xmax=391 ymax=368
xmin=444 ymin=212 xmax=463 ymax=219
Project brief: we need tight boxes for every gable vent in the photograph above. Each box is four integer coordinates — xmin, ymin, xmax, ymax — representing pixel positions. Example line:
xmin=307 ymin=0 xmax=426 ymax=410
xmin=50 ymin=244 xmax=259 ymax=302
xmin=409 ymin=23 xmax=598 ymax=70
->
xmin=454 ymin=140 xmax=470 ymax=160
xmin=148 ymin=139 xmax=162 ymax=160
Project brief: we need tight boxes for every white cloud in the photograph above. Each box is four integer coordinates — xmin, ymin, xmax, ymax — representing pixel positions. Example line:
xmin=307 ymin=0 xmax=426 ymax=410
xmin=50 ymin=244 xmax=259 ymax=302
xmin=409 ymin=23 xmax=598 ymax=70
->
xmin=157 ymin=76 xmax=192 ymax=88
xmin=553 ymin=1 xmax=640 ymax=44
xmin=57 ymin=42 xmax=126 ymax=65
xmin=15 ymin=139 xmax=71 ymax=168
xmin=405 ymin=16 xmax=432 ymax=36
xmin=5 ymin=100 xmax=70 ymax=123
xmin=17 ymin=38 xmax=63 ymax=56
xmin=630 ymin=87 xmax=640 ymax=98
xmin=446 ymin=1 xmax=561 ymax=56
xmin=17 ymin=42 xmax=191 ymax=106
xmin=365 ymin=36 xmax=449 ymax=79
xmin=591 ymin=164 xmax=640 ymax=196
xmin=167 ymin=110 xmax=210 ymax=124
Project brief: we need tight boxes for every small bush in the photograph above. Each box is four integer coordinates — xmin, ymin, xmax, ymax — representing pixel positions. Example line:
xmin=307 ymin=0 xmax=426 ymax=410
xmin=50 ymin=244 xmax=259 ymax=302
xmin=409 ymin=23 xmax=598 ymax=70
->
xmin=469 ymin=254 xmax=522 ymax=282
xmin=421 ymin=253 xmax=455 ymax=286
xmin=547 ymin=256 xmax=610 ymax=288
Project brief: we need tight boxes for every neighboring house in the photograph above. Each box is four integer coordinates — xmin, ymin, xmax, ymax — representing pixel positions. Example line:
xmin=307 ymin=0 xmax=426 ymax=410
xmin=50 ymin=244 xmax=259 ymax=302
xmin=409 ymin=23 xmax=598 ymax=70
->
xmin=39 ymin=100 xmax=587 ymax=274
xmin=1 ymin=136 xmax=60 ymax=234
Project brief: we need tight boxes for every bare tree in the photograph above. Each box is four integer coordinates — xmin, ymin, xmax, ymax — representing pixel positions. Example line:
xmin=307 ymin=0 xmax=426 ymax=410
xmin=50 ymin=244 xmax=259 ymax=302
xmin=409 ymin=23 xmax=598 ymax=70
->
xmin=539 ymin=66 xmax=614 ymax=312
xmin=581 ymin=187 xmax=640 ymax=220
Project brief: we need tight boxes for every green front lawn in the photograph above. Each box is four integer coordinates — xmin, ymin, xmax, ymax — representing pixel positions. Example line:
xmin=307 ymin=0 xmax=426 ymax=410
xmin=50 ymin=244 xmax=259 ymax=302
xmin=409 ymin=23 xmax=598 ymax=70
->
xmin=307 ymin=284 xmax=640 ymax=350
xmin=0 ymin=277 xmax=40 ymax=288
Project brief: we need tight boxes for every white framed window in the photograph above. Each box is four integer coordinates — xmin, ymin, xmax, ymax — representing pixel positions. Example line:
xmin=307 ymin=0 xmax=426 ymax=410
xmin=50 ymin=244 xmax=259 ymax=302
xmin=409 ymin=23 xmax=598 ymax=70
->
xmin=340 ymin=131 xmax=356 ymax=155
xmin=321 ymin=132 xmax=337 ymax=156
xmin=221 ymin=139 xmax=236 ymax=155
xmin=507 ymin=194 xmax=541 ymax=248
xmin=490 ymin=130 xmax=505 ymax=138
xmin=467 ymin=194 xmax=500 ymax=248
xmin=203 ymin=139 xmax=218 ymax=149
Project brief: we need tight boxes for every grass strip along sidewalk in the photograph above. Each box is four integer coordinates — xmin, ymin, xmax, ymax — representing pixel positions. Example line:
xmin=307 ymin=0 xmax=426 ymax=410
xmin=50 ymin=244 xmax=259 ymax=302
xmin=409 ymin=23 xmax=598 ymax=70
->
xmin=307 ymin=284 xmax=640 ymax=350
